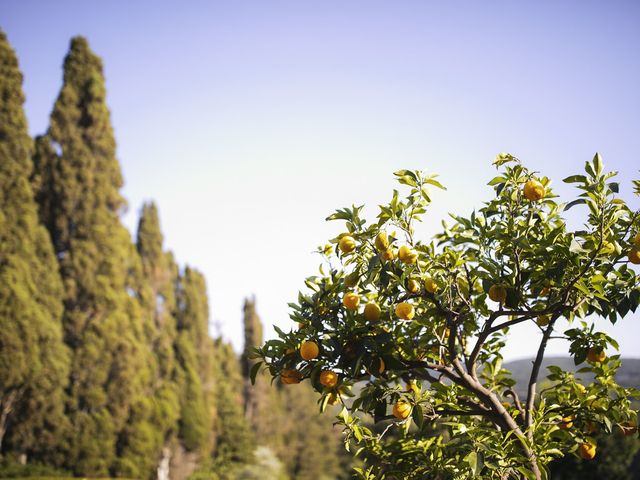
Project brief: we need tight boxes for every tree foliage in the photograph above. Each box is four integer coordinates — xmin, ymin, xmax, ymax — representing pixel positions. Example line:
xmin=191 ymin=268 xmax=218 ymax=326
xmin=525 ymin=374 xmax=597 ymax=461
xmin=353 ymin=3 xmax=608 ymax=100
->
xmin=257 ymin=153 xmax=640 ymax=479
xmin=0 ymin=29 xmax=69 ymax=461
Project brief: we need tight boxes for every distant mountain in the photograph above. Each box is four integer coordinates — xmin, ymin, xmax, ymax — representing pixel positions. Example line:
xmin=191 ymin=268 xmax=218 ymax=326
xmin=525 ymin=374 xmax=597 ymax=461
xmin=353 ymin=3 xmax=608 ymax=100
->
xmin=504 ymin=356 xmax=640 ymax=399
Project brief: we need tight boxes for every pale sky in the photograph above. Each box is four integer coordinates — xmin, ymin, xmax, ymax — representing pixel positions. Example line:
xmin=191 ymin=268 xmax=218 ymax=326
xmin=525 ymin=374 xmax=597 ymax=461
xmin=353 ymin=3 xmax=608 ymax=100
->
xmin=3 ymin=0 xmax=640 ymax=361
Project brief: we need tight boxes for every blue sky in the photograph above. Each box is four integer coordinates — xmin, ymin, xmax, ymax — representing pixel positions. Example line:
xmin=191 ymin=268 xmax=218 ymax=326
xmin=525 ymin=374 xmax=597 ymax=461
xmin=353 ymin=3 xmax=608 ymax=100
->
xmin=3 ymin=0 xmax=640 ymax=360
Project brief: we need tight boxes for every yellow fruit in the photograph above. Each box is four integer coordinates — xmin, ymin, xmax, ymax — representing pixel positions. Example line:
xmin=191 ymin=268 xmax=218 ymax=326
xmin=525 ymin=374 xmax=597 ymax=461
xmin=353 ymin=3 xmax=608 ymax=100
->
xmin=523 ymin=179 xmax=545 ymax=201
xmin=300 ymin=340 xmax=319 ymax=361
xmin=280 ymin=369 xmax=302 ymax=384
xmin=406 ymin=380 xmax=420 ymax=395
xmin=629 ymin=248 xmax=640 ymax=265
xmin=339 ymin=235 xmax=356 ymax=253
xmin=587 ymin=347 xmax=606 ymax=363
xmin=578 ymin=442 xmax=596 ymax=460
xmin=392 ymin=400 xmax=412 ymax=419
xmin=424 ymin=277 xmax=439 ymax=294
xmin=364 ymin=302 xmax=381 ymax=322
xmin=560 ymin=415 xmax=574 ymax=429
xmin=536 ymin=315 xmax=551 ymax=327
xmin=319 ymin=370 xmax=338 ymax=388
xmin=633 ymin=233 xmax=640 ymax=247
xmin=398 ymin=245 xmax=418 ymax=264
xmin=375 ymin=232 xmax=390 ymax=251
xmin=327 ymin=393 xmax=341 ymax=406
xmin=488 ymin=285 xmax=507 ymax=303
xmin=407 ymin=278 xmax=421 ymax=294
xmin=343 ymin=292 xmax=360 ymax=311
xmin=381 ymin=247 xmax=395 ymax=261
xmin=395 ymin=302 xmax=415 ymax=320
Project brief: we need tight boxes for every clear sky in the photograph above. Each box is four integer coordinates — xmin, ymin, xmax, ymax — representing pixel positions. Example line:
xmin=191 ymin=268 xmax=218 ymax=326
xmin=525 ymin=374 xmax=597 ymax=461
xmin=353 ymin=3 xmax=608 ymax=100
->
xmin=2 ymin=0 xmax=640 ymax=361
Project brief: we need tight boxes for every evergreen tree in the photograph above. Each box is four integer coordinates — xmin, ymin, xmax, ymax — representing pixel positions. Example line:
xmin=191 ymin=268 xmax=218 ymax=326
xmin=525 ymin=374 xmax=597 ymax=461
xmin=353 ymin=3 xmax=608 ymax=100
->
xmin=0 ymin=30 xmax=69 ymax=462
xmin=175 ymin=267 xmax=214 ymax=453
xmin=115 ymin=202 xmax=181 ymax=479
xmin=31 ymin=36 xmax=148 ymax=476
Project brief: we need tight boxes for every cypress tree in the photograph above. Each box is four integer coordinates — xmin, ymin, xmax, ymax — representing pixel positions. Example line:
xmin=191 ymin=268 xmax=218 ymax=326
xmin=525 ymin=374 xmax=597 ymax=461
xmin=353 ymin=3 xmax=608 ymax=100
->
xmin=31 ymin=36 xmax=148 ymax=476
xmin=0 ymin=30 xmax=69 ymax=462
xmin=175 ymin=267 xmax=213 ymax=452
xmin=115 ymin=202 xmax=180 ymax=478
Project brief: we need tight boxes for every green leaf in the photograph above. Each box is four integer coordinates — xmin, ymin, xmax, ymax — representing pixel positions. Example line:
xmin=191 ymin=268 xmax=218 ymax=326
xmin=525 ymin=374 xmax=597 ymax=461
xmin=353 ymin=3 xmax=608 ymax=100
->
xmin=249 ymin=361 xmax=262 ymax=385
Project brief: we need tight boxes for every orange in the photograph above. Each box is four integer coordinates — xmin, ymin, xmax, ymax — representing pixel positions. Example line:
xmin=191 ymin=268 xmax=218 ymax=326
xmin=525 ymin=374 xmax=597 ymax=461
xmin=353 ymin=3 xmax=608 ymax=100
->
xmin=629 ymin=248 xmax=640 ymax=264
xmin=407 ymin=278 xmax=421 ymax=294
xmin=587 ymin=348 xmax=606 ymax=363
xmin=364 ymin=302 xmax=381 ymax=322
xmin=578 ymin=442 xmax=596 ymax=460
xmin=488 ymin=285 xmax=507 ymax=303
xmin=375 ymin=232 xmax=390 ymax=251
xmin=339 ymin=235 xmax=356 ymax=253
xmin=281 ymin=369 xmax=302 ymax=384
xmin=381 ymin=247 xmax=395 ymax=261
xmin=343 ymin=292 xmax=360 ymax=311
xmin=392 ymin=400 xmax=412 ymax=419
xmin=398 ymin=245 xmax=418 ymax=264
xmin=395 ymin=302 xmax=415 ymax=320
xmin=559 ymin=415 xmax=574 ymax=429
xmin=319 ymin=370 xmax=339 ymax=388
xmin=633 ymin=232 xmax=640 ymax=247
xmin=424 ymin=277 xmax=439 ymax=294
xmin=523 ymin=179 xmax=545 ymax=201
xmin=300 ymin=340 xmax=319 ymax=361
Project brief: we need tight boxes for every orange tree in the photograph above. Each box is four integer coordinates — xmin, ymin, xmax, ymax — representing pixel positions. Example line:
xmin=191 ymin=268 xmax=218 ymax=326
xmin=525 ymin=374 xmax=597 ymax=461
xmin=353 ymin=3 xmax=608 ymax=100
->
xmin=252 ymin=154 xmax=640 ymax=479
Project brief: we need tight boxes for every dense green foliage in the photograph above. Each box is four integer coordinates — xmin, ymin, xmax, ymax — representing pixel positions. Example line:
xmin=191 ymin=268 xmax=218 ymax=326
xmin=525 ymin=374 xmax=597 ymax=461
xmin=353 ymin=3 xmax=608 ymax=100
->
xmin=0 ymin=30 xmax=349 ymax=480
xmin=258 ymin=155 xmax=640 ymax=479
xmin=0 ymin=30 xmax=69 ymax=464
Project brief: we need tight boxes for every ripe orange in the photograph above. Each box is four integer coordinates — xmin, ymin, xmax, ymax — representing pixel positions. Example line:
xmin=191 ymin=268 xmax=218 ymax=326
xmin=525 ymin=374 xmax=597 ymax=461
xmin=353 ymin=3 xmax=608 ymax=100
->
xmin=424 ymin=277 xmax=439 ymax=294
xmin=587 ymin=347 xmax=606 ymax=363
xmin=339 ymin=235 xmax=356 ymax=253
xmin=280 ymin=369 xmax=302 ymax=384
xmin=395 ymin=302 xmax=415 ymax=320
xmin=407 ymin=278 xmax=421 ymax=294
xmin=393 ymin=399 xmax=412 ymax=419
xmin=523 ymin=179 xmax=545 ymax=201
xmin=398 ymin=245 xmax=418 ymax=264
xmin=536 ymin=315 xmax=551 ymax=327
xmin=364 ymin=302 xmax=381 ymax=321
xmin=343 ymin=292 xmax=360 ymax=311
xmin=375 ymin=232 xmax=390 ymax=251
xmin=381 ymin=247 xmax=395 ymax=261
xmin=629 ymin=248 xmax=640 ymax=265
xmin=633 ymin=232 xmax=640 ymax=247
xmin=578 ymin=442 xmax=596 ymax=460
xmin=488 ymin=285 xmax=507 ymax=303
xmin=559 ymin=415 xmax=574 ymax=429
xmin=320 ymin=370 xmax=338 ymax=388
xmin=300 ymin=340 xmax=319 ymax=361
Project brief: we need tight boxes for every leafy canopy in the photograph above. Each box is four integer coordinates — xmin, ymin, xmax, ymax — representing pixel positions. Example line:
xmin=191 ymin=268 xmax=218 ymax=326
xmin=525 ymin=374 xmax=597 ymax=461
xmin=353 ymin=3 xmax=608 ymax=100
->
xmin=255 ymin=153 xmax=640 ymax=480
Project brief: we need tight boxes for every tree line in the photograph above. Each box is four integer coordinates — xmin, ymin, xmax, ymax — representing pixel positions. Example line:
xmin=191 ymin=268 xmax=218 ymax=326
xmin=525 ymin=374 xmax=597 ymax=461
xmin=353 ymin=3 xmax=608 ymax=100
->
xmin=0 ymin=30 xmax=348 ymax=480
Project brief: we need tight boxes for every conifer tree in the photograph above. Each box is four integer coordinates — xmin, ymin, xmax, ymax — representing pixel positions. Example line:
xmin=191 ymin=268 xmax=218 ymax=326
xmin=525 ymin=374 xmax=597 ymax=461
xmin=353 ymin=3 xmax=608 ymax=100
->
xmin=31 ymin=36 xmax=148 ymax=476
xmin=0 ymin=30 xmax=69 ymax=462
xmin=175 ymin=267 xmax=214 ymax=452
xmin=115 ymin=202 xmax=181 ymax=478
